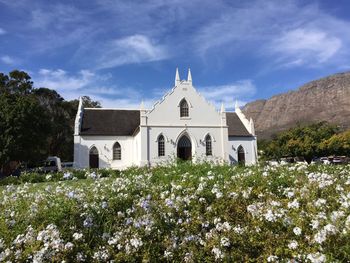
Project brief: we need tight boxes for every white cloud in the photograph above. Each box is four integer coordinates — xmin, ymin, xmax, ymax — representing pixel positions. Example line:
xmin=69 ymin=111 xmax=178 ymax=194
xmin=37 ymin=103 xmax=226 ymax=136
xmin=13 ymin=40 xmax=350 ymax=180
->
xmin=33 ymin=68 xmax=156 ymax=109
xmin=270 ymin=28 xmax=342 ymax=66
xmin=193 ymin=0 xmax=350 ymax=69
xmin=198 ymin=80 xmax=256 ymax=110
xmin=0 ymin=27 xmax=6 ymax=35
xmin=95 ymin=35 xmax=169 ymax=69
xmin=1 ymin=55 xmax=16 ymax=65
xmin=36 ymin=69 xmax=95 ymax=91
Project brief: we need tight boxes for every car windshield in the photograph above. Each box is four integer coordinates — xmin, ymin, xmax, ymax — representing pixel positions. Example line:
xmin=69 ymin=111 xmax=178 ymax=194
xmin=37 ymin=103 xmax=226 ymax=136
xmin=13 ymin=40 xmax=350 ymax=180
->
xmin=44 ymin=160 xmax=56 ymax=167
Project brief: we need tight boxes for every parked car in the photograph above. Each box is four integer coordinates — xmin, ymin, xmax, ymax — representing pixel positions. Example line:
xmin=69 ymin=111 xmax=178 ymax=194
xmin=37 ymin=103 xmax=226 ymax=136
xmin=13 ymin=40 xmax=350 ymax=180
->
xmin=40 ymin=156 xmax=62 ymax=173
xmin=320 ymin=157 xmax=331 ymax=165
xmin=62 ymin=162 xmax=74 ymax=170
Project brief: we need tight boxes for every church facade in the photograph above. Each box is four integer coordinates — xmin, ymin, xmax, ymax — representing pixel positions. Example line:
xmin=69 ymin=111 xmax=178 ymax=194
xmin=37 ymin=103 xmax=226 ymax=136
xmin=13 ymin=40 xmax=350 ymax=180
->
xmin=73 ymin=69 xmax=258 ymax=169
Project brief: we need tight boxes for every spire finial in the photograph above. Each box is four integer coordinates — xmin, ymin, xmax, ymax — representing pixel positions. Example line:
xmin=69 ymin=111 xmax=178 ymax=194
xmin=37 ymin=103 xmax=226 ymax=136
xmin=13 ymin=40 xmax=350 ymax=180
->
xmin=187 ymin=68 xmax=192 ymax=83
xmin=235 ymin=100 xmax=239 ymax=110
xmin=220 ymin=102 xmax=225 ymax=113
xmin=140 ymin=100 xmax=144 ymax=110
xmin=175 ymin=67 xmax=180 ymax=86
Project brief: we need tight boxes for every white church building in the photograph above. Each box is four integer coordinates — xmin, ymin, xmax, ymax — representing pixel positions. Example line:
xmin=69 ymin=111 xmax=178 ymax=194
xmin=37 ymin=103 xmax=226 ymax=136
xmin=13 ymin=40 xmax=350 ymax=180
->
xmin=73 ymin=69 xmax=257 ymax=169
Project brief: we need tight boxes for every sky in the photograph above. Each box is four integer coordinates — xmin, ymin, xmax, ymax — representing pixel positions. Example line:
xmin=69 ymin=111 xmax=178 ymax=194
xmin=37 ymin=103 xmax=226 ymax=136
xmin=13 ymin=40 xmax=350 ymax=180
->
xmin=1 ymin=0 xmax=350 ymax=110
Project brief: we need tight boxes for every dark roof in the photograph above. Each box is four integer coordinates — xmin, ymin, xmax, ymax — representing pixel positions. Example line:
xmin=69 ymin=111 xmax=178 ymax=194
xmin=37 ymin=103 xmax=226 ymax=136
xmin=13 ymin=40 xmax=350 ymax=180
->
xmin=80 ymin=109 xmax=140 ymax=136
xmin=80 ymin=109 xmax=252 ymax=137
xmin=226 ymin=112 xmax=253 ymax=137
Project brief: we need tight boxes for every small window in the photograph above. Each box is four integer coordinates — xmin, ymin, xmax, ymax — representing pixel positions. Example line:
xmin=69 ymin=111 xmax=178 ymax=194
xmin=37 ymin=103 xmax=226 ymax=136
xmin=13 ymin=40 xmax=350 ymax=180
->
xmin=113 ymin=142 xmax=121 ymax=160
xmin=205 ymin=134 xmax=212 ymax=156
xmin=180 ymin=99 xmax=189 ymax=117
xmin=158 ymin=135 xmax=165 ymax=157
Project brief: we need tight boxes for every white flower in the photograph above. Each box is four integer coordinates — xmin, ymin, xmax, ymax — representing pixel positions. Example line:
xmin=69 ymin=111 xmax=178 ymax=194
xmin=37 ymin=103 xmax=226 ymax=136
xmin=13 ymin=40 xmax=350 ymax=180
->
xmin=314 ymin=230 xmax=327 ymax=244
xmin=288 ymin=240 xmax=298 ymax=250
xmin=293 ymin=227 xmax=302 ymax=236
xmin=307 ymin=252 xmax=326 ymax=263
xmin=287 ymin=199 xmax=299 ymax=209
xmin=267 ymin=255 xmax=278 ymax=262
xmin=310 ymin=219 xmax=319 ymax=229
xmin=212 ymin=247 xmax=224 ymax=260
xmin=73 ymin=232 xmax=83 ymax=241
xmin=65 ymin=242 xmax=74 ymax=250
xmin=220 ymin=237 xmax=230 ymax=247
xmin=130 ymin=237 xmax=143 ymax=249
xmin=63 ymin=172 xmax=72 ymax=180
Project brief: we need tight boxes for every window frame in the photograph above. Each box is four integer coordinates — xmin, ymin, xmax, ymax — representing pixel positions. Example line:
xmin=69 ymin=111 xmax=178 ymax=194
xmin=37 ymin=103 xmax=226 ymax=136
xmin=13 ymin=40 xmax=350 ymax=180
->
xmin=158 ymin=135 xmax=165 ymax=157
xmin=205 ymin=134 xmax=212 ymax=156
xmin=180 ymin=99 xmax=189 ymax=117
xmin=113 ymin=142 xmax=121 ymax=160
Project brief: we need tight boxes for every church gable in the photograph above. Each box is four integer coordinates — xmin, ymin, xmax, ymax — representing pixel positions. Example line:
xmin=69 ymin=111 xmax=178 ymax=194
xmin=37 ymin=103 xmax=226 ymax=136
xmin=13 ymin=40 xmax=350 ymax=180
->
xmin=146 ymin=69 xmax=223 ymax=126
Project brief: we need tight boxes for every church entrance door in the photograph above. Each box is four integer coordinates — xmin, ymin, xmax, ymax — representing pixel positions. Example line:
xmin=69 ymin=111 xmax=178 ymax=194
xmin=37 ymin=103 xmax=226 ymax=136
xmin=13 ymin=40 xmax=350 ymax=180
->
xmin=89 ymin=146 xmax=99 ymax=168
xmin=177 ymin=135 xmax=192 ymax=161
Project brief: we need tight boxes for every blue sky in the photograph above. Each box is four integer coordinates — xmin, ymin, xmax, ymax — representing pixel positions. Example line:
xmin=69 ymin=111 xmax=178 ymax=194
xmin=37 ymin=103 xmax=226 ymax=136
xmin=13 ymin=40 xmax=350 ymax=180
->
xmin=1 ymin=0 xmax=350 ymax=110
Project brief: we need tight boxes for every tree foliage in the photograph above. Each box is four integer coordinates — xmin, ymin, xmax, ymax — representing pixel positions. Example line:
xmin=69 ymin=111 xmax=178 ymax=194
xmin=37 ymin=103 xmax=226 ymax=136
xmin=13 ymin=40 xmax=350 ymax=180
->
xmin=320 ymin=130 xmax=350 ymax=156
xmin=260 ymin=122 xmax=341 ymax=162
xmin=0 ymin=70 xmax=100 ymax=173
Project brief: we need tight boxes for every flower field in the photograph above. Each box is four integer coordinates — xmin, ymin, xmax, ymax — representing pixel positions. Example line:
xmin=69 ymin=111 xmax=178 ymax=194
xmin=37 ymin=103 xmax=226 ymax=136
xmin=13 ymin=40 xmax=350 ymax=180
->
xmin=1 ymin=163 xmax=350 ymax=262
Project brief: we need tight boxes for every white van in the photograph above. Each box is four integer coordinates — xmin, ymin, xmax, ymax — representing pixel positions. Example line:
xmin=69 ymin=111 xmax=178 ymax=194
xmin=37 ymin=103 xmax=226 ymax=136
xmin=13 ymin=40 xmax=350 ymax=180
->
xmin=42 ymin=156 xmax=62 ymax=173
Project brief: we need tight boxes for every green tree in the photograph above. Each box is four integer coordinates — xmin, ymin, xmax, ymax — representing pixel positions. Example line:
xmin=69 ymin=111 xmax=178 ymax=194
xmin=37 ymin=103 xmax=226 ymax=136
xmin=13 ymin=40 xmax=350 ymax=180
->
xmin=320 ymin=130 xmax=350 ymax=156
xmin=260 ymin=122 xmax=339 ymax=163
xmin=0 ymin=70 xmax=101 ymax=172
xmin=0 ymin=93 xmax=50 ymax=171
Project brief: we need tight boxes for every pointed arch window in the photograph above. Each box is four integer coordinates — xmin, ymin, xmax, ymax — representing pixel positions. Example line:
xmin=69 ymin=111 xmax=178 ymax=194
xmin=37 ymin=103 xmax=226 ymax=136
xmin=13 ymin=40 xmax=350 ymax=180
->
xmin=180 ymin=99 xmax=189 ymax=117
xmin=237 ymin=145 xmax=245 ymax=165
xmin=113 ymin=142 xmax=121 ymax=160
xmin=158 ymin=135 xmax=165 ymax=157
xmin=205 ymin=134 xmax=212 ymax=156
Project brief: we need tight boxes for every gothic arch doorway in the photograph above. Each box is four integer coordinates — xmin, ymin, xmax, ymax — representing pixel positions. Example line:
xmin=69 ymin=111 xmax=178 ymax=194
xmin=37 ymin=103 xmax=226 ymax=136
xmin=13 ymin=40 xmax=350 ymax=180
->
xmin=89 ymin=146 xmax=99 ymax=168
xmin=177 ymin=135 xmax=192 ymax=161
xmin=237 ymin=145 xmax=245 ymax=165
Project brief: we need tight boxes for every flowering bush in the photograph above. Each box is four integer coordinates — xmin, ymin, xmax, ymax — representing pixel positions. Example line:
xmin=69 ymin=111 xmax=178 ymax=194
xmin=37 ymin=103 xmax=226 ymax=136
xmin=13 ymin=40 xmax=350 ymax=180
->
xmin=0 ymin=162 xmax=350 ymax=262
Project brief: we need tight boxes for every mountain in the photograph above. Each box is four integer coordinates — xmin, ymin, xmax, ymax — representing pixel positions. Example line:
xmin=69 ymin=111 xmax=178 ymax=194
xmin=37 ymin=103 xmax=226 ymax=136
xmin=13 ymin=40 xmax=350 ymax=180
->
xmin=242 ymin=72 xmax=350 ymax=139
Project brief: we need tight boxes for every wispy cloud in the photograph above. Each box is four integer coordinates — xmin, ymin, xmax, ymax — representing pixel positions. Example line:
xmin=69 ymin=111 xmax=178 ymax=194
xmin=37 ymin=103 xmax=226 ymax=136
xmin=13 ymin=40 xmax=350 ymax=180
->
xmin=198 ymin=80 xmax=256 ymax=110
xmin=270 ymin=28 xmax=342 ymax=67
xmin=193 ymin=1 xmax=350 ymax=69
xmin=36 ymin=69 xmax=95 ymax=91
xmin=1 ymin=55 xmax=16 ymax=65
xmin=33 ymin=68 xmax=156 ymax=109
xmin=0 ymin=27 xmax=6 ymax=35
xmin=94 ymin=35 xmax=169 ymax=69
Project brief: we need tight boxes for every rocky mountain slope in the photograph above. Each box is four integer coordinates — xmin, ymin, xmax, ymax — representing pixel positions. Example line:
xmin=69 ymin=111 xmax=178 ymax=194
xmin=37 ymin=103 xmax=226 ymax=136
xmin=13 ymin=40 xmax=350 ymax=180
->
xmin=243 ymin=72 xmax=350 ymax=139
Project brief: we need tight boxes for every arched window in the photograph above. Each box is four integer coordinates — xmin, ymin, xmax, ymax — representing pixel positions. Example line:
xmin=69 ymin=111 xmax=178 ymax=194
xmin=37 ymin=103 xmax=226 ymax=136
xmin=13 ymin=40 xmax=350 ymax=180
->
xmin=237 ymin=145 xmax=245 ymax=165
xmin=205 ymin=134 xmax=212 ymax=156
xmin=113 ymin=142 xmax=121 ymax=160
xmin=89 ymin=146 xmax=99 ymax=168
xmin=158 ymin=135 xmax=165 ymax=157
xmin=180 ymin=99 xmax=189 ymax=117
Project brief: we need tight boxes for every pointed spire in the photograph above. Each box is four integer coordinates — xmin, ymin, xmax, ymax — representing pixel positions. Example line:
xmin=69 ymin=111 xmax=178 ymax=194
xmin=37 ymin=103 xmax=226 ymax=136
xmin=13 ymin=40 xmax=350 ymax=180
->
xmin=175 ymin=67 xmax=180 ymax=86
xmin=220 ymin=102 xmax=225 ymax=113
xmin=235 ymin=100 xmax=239 ymax=111
xmin=140 ymin=100 xmax=145 ymax=111
xmin=187 ymin=68 xmax=192 ymax=83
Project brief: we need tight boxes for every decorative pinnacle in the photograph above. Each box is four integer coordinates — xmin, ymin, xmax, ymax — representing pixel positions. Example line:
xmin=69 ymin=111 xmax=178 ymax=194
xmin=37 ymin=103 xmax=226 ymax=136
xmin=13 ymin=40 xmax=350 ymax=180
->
xmin=220 ymin=102 xmax=225 ymax=113
xmin=187 ymin=68 xmax=192 ymax=82
xmin=175 ymin=67 xmax=180 ymax=86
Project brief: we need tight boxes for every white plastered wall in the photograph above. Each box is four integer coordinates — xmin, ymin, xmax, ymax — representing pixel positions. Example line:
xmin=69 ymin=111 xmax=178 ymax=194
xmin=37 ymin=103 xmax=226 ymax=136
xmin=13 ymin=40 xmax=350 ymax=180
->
xmin=75 ymin=135 xmax=138 ymax=169
xmin=142 ymin=79 xmax=228 ymax=166
xmin=227 ymin=136 xmax=258 ymax=165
